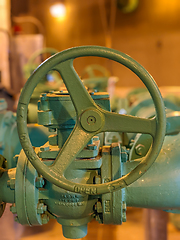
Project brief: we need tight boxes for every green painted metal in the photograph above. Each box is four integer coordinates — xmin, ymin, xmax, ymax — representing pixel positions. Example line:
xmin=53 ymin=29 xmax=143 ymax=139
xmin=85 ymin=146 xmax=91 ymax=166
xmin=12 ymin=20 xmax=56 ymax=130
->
xmin=0 ymin=99 xmax=49 ymax=168
xmin=16 ymin=46 xmax=166 ymax=195
xmin=129 ymin=96 xmax=180 ymax=116
xmin=23 ymin=48 xmax=63 ymax=123
xmin=129 ymin=101 xmax=180 ymax=160
xmin=1 ymin=46 xmax=177 ymax=239
xmin=125 ymin=133 xmax=180 ymax=210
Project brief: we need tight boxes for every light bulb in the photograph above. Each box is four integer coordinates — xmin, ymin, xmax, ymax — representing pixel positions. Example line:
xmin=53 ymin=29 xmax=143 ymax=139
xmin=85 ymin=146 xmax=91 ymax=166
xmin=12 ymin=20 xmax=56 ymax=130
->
xmin=50 ymin=3 xmax=66 ymax=18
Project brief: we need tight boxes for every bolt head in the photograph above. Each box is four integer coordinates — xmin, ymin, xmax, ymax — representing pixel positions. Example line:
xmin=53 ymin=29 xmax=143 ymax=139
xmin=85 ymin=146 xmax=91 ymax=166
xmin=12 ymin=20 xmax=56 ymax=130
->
xmin=104 ymin=178 xmax=111 ymax=183
xmin=37 ymin=203 xmax=47 ymax=214
xmin=95 ymin=214 xmax=103 ymax=224
xmin=35 ymin=177 xmax=45 ymax=188
xmin=93 ymin=136 xmax=99 ymax=141
xmin=10 ymin=204 xmax=17 ymax=214
xmin=87 ymin=144 xmax=97 ymax=150
xmin=41 ymin=214 xmax=49 ymax=224
xmin=135 ymin=144 xmax=145 ymax=156
xmin=122 ymin=202 xmax=126 ymax=222
xmin=7 ymin=178 xmax=15 ymax=190
xmin=96 ymin=202 xmax=102 ymax=213
xmin=40 ymin=146 xmax=50 ymax=152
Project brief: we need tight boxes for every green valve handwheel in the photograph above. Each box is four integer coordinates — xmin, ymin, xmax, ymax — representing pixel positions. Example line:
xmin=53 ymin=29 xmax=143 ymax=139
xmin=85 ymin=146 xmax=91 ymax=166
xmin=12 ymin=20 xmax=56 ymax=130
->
xmin=17 ymin=46 xmax=166 ymax=195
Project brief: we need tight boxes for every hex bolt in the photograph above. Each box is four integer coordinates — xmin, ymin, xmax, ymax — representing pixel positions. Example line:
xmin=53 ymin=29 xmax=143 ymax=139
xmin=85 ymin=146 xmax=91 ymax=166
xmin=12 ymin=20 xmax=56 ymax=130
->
xmin=121 ymin=151 xmax=128 ymax=162
xmin=7 ymin=178 xmax=15 ymax=190
xmin=41 ymin=214 xmax=50 ymax=224
xmin=96 ymin=202 xmax=102 ymax=213
xmin=95 ymin=214 xmax=103 ymax=224
xmin=37 ymin=203 xmax=47 ymax=214
xmin=135 ymin=144 xmax=145 ymax=156
xmin=10 ymin=204 xmax=17 ymax=214
xmin=93 ymin=136 xmax=99 ymax=141
xmin=95 ymin=175 xmax=101 ymax=184
xmin=49 ymin=128 xmax=56 ymax=132
xmin=40 ymin=146 xmax=50 ymax=152
xmin=129 ymin=139 xmax=135 ymax=147
xmin=104 ymin=178 xmax=111 ymax=183
xmin=87 ymin=144 xmax=97 ymax=150
xmin=122 ymin=202 xmax=127 ymax=222
xmin=41 ymin=93 xmax=47 ymax=101
xmin=35 ymin=177 xmax=45 ymax=188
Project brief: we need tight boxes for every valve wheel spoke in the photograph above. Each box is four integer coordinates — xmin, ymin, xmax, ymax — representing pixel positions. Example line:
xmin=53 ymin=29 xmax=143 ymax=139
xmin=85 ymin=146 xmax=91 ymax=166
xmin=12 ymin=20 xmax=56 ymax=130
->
xmin=101 ymin=110 xmax=157 ymax=138
xmin=55 ymin=60 xmax=96 ymax=115
xmin=51 ymin=124 xmax=94 ymax=174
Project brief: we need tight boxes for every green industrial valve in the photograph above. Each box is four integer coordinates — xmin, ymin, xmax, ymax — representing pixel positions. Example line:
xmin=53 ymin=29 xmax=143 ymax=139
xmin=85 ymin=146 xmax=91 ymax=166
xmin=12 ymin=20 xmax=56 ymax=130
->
xmin=17 ymin=46 xmax=166 ymax=194
xmin=0 ymin=46 xmax=171 ymax=239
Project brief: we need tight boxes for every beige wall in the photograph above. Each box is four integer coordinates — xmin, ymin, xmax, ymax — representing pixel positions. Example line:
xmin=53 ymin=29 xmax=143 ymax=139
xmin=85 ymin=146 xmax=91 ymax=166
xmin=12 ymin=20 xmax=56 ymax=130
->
xmin=27 ymin=0 xmax=180 ymax=87
xmin=0 ymin=0 xmax=11 ymax=88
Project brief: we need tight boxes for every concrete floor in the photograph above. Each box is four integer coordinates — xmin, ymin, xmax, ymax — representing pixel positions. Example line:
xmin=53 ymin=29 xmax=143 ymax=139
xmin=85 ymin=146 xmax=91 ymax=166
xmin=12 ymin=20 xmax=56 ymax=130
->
xmin=19 ymin=208 xmax=180 ymax=240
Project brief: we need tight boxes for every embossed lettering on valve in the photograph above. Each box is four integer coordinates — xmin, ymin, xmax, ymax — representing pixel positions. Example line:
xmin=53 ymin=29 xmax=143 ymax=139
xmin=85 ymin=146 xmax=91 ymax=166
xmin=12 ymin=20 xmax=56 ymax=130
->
xmin=74 ymin=186 xmax=97 ymax=194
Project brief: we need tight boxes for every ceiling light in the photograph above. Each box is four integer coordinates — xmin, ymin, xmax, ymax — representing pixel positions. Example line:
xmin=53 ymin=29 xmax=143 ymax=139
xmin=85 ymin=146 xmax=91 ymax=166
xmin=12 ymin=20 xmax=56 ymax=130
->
xmin=50 ymin=3 xmax=66 ymax=18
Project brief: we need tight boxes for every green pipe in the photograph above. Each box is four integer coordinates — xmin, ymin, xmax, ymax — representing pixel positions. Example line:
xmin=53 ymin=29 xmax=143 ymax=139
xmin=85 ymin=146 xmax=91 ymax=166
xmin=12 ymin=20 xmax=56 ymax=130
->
xmin=125 ymin=133 xmax=180 ymax=210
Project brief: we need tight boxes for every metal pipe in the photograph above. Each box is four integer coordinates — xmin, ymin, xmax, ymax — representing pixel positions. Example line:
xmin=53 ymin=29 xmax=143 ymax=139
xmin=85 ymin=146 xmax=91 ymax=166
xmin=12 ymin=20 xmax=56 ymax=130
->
xmin=125 ymin=133 xmax=180 ymax=210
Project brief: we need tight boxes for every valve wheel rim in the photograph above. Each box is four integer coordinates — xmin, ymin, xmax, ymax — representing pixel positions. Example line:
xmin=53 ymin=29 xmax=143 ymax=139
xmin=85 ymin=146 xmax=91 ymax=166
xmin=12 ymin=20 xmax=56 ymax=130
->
xmin=17 ymin=46 xmax=166 ymax=195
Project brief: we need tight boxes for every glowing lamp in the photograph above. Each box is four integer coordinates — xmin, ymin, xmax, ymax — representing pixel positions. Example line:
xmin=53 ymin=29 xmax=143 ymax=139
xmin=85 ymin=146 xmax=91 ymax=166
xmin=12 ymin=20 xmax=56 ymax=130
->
xmin=50 ymin=3 xmax=66 ymax=18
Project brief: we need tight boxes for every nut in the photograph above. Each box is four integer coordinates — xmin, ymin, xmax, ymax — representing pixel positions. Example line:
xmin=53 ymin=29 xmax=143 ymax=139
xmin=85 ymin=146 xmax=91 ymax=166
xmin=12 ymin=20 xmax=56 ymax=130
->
xmin=135 ymin=144 xmax=145 ymax=156
xmin=122 ymin=202 xmax=126 ymax=222
xmin=87 ymin=144 xmax=97 ymax=150
xmin=10 ymin=204 xmax=17 ymax=214
xmin=96 ymin=202 xmax=102 ymax=213
xmin=41 ymin=214 xmax=50 ymax=224
xmin=7 ymin=178 xmax=15 ymax=190
xmin=37 ymin=203 xmax=47 ymax=214
xmin=93 ymin=136 xmax=99 ymax=141
xmin=40 ymin=146 xmax=50 ymax=151
xmin=35 ymin=177 xmax=45 ymax=188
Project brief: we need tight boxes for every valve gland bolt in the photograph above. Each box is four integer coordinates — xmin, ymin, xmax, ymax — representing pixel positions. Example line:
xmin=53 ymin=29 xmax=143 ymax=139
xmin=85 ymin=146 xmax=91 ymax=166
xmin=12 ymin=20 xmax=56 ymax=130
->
xmin=40 ymin=146 xmax=50 ymax=152
xmin=7 ymin=178 xmax=15 ymax=190
xmin=135 ymin=144 xmax=145 ymax=156
xmin=41 ymin=214 xmax=50 ymax=224
xmin=93 ymin=136 xmax=99 ymax=141
xmin=35 ymin=177 xmax=45 ymax=188
xmin=96 ymin=202 xmax=102 ymax=213
xmin=10 ymin=204 xmax=17 ymax=214
xmin=37 ymin=203 xmax=47 ymax=214
xmin=122 ymin=202 xmax=127 ymax=222
xmin=95 ymin=175 xmax=101 ymax=184
xmin=87 ymin=144 xmax=97 ymax=150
